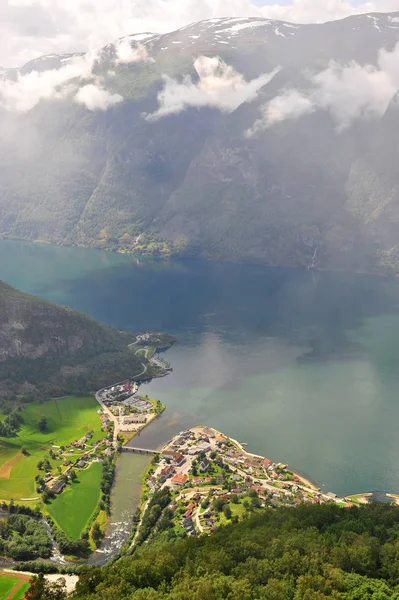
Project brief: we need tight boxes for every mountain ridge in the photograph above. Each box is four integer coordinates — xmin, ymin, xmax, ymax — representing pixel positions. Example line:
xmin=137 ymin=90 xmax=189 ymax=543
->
xmin=1 ymin=12 xmax=399 ymax=273
xmin=0 ymin=281 xmax=147 ymax=399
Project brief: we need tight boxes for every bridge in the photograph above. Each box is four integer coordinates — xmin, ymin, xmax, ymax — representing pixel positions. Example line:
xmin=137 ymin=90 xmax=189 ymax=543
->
xmin=121 ymin=446 xmax=159 ymax=455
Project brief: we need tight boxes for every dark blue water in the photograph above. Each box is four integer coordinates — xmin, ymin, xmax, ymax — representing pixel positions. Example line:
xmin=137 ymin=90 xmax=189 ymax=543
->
xmin=2 ymin=238 xmax=399 ymax=496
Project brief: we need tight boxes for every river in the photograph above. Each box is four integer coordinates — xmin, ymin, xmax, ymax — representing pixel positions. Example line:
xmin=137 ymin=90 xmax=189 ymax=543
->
xmin=2 ymin=239 xmax=399 ymax=501
xmin=88 ymin=453 xmax=149 ymax=566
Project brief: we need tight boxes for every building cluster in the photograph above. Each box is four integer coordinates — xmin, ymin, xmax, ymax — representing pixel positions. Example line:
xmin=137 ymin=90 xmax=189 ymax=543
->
xmin=140 ymin=426 xmax=349 ymax=540
xmin=39 ymin=431 xmax=115 ymax=497
xmin=100 ymin=381 xmax=139 ymax=406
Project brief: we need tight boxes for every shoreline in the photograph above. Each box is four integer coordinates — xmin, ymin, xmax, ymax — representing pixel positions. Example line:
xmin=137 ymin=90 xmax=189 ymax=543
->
xmin=1 ymin=235 xmax=396 ymax=280
xmin=228 ymin=434 xmax=320 ymax=492
xmin=95 ymin=346 xmax=396 ymax=565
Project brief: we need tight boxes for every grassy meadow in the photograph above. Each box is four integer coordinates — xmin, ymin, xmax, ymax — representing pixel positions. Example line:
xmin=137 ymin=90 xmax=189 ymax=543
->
xmin=0 ymin=574 xmax=30 ymax=600
xmin=0 ymin=396 xmax=104 ymax=501
xmin=47 ymin=462 xmax=103 ymax=540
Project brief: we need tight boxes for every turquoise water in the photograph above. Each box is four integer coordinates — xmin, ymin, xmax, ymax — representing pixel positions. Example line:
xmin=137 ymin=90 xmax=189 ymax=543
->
xmin=2 ymin=238 xmax=399 ymax=496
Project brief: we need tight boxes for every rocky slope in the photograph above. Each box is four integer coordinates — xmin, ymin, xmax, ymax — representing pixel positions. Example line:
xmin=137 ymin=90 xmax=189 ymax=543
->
xmin=0 ymin=282 xmax=144 ymax=398
xmin=1 ymin=13 xmax=399 ymax=273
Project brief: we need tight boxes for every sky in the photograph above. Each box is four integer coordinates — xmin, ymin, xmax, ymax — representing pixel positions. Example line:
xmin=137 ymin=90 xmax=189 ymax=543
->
xmin=1 ymin=0 xmax=399 ymax=67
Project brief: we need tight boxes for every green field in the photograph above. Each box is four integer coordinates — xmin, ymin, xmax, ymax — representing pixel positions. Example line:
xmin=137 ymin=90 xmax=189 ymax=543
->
xmin=47 ymin=462 xmax=103 ymax=540
xmin=0 ymin=396 xmax=104 ymax=500
xmin=0 ymin=575 xmax=30 ymax=600
xmin=9 ymin=581 xmax=30 ymax=600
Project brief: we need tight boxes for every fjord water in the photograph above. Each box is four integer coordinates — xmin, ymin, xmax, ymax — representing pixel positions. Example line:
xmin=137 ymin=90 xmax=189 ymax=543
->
xmin=2 ymin=239 xmax=399 ymax=496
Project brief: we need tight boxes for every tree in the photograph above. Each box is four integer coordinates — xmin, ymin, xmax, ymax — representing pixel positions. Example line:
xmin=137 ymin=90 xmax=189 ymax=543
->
xmin=91 ymin=522 xmax=103 ymax=546
xmin=37 ymin=417 xmax=47 ymax=433
xmin=69 ymin=470 xmax=77 ymax=481
xmin=223 ymin=505 xmax=232 ymax=520
xmin=21 ymin=447 xmax=28 ymax=456
xmin=42 ymin=487 xmax=51 ymax=504
xmin=231 ymin=494 xmax=239 ymax=504
xmin=213 ymin=498 xmax=225 ymax=513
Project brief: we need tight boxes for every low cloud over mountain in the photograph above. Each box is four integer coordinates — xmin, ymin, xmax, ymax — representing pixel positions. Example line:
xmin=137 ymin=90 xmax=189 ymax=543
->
xmin=1 ymin=13 xmax=399 ymax=275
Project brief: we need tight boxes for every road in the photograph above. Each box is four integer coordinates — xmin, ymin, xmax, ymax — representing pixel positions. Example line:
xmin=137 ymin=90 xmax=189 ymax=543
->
xmin=94 ymin=363 xmax=147 ymax=447
xmin=194 ymin=504 xmax=204 ymax=533
xmin=95 ymin=390 xmax=119 ymax=448
xmin=135 ymin=362 xmax=147 ymax=378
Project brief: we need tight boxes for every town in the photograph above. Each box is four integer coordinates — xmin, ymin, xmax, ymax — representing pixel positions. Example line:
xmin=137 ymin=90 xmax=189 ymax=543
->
xmin=133 ymin=425 xmax=354 ymax=543
xmin=95 ymin=379 xmax=164 ymax=445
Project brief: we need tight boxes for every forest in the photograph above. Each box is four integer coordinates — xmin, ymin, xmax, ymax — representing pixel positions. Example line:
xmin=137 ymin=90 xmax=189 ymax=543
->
xmin=0 ymin=513 xmax=51 ymax=561
xmin=28 ymin=502 xmax=399 ymax=599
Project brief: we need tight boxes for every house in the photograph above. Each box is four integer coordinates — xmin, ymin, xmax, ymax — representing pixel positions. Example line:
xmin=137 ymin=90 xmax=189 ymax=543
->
xmin=192 ymin=477 xmax=203 ymax=486
xmin=188 ymin=442 xmax=211 ymax=455
xmin=76 ymin=460 xmax=86 ymax=469
xmin=171 ymin=473 xmax=188 ymax=486
xmin=197 ymin=441 xmax=211 ymax=453
xmin=122 ymin=414 xmax=147 ymax=425
xmin=182 ymin=517 xmax=194 ymax=529
xmin=44 ymin=472 xmax=53 ymax=482
xmin=199 ymin=457 xmax=210 ymax=473
xmin=105 ymin=448 xmax=113 ymax=458
xmin=202 ymin=427 xmax=215 ymax=438
xmin=159 ymin=465 xmax=175 ymax=483
xmin=162 ymin=451 xmax=185 ymax=467
xmin=263 ymin=458 xmax=272 ymax=468
xmin=51 ymin=480 xmax=66 ymax=494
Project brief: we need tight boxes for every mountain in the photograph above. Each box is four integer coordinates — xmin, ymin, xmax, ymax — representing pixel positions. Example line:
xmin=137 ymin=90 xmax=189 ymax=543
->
xmin=1 ymin=13 xmax=399 ymax=273
xmin=0 ymin=282 xmax=145 ymax=399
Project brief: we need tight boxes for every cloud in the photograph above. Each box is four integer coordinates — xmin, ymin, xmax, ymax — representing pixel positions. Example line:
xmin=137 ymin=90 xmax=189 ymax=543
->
xmin=249 ymin=43 xmax=399 ymax=133
xmin=0 ymin=52 xmax=98 ymax=112
xmin=115 ymin=39 xmax=153 ymax=64
xmin=0 ymin=0 xmax=398 ymax=68
xmin=248 ymin=89 xmax=315 ymax=134
xmin=0 ymin=49 xmax=126 ymax=112
xmin=74 ymin=83 xmax=123 ymax=109
xmin=146 ymin=55 xmax=279 ymax=119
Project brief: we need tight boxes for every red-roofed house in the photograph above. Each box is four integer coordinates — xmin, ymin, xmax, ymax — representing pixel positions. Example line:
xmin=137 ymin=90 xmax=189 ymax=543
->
xmin=171 ymin=473 xmax=188 ymax=486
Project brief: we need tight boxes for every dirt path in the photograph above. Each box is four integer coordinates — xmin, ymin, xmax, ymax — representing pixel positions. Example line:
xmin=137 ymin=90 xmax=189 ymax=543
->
xmin=0 ymin=572 xmax=31 ymax=600
xmin=0 ymin=454 xmax=24 ymax=479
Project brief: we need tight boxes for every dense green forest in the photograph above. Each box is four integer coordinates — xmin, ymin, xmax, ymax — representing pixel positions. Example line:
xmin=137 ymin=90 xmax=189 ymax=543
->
xmin=27 ymin=503 xmax=399 ymax=599
xmin=0 ymin=282 xmax=155 ymax=398
xmin=0 ymin=512 xmax=52 ymax=561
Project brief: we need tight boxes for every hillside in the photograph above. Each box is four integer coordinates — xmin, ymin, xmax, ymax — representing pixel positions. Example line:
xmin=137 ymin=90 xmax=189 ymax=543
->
xmin=70 ymin=503 xmax=399 ymax=599
xmin=1 ymin=13 xmax=399 ymax=272
xmin=0 ymin=282 xmax=146 ymax=398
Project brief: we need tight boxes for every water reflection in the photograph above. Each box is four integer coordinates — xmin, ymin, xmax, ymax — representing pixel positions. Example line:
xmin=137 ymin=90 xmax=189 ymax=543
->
xmin=2 ymin=239 xmax=399 ymax=495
